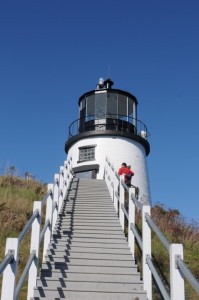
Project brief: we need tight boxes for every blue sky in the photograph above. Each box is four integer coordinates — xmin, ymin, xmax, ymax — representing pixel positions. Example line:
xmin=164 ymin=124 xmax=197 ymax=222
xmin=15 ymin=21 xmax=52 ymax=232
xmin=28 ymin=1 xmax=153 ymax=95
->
xmin=0 ymin=0 xmax=199 ymax=222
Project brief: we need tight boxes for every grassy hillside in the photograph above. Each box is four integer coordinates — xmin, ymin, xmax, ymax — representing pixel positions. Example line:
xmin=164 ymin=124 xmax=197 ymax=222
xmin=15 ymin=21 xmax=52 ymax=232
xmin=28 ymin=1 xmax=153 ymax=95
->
xmin=0 ymin=175 xmax=46 ymax=299
xmin=0 ymin=175 xmax=198 ymax=299
xmin=135 ymin=203 xmax=199 ymax=300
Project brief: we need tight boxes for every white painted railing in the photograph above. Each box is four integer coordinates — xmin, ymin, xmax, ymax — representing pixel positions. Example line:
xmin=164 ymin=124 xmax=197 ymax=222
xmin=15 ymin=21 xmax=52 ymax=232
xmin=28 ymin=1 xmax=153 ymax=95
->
xmin=0 ymin=157 xmax=74 ymax=300
xmin=104 ymin=157 xmax=199 ymax=300
xmin=1 ymin=156 xmax=198 ymax=300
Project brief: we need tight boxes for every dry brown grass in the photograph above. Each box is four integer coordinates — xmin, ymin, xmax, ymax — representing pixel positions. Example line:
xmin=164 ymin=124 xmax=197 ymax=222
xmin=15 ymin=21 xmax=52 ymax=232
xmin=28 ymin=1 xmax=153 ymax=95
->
xmin=0 ymin=175 xmax=46 ymax=299
xmin=152 ymin=203 xmax=199 ymax=245
xmin=0 ymin=176 xmax=46 ymax=235
xmin=134 ymin=203 xmax=199 ymax=299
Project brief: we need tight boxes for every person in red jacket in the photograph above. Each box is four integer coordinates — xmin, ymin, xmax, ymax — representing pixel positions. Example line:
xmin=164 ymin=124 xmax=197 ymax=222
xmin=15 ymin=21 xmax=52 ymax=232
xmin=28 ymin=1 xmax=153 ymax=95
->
xmin=118 ymin=162 xmax=134 ymax=187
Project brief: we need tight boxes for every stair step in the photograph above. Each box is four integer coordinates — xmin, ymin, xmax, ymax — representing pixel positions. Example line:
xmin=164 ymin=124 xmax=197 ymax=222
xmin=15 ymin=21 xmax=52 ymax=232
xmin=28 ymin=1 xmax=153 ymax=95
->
xmin=43 ymin=258 xmax=135 ymax=267
xmin=52 ymin=233 xmax=126 ymax=239
xmin=48 ymin=246 xmax=130 ymax=255
xmin=41 ymin=264 xmax=139 ymax=274
xmin=54 ymin=225 xmax=122 ymax=231
xmin=33 ymin=179 xmax=146 ymax=299
xmin=50 ymin=241 xmax=130 ymax=249
xmin=33 ymin=290 xmax=147 ymax=300
xmin=62 ymin=212 xmax=117 ymax=216
xmin=56 ymin=219 xmax=120 ymax=224
xmin=70 ymin=204 xmax=114 ymax=207
xmin=67 ymin=208 xmax=116 ymax=212
xmin=52 ymin=231 xmax=125 ymax=237
xmin=39 ymin=272 xmax=141 ymax=282
xmin=46 ymin=252 xmax=133 ymax=261
xmin=57 ymin=218 xmax=119 ymax=222
xmin=36 ymin=280 xmax=143 ymax=292
xmin=58 ymin=215 xmax=119 ymax=220
xmin=51 ymin=237 xmax=127 ymax=244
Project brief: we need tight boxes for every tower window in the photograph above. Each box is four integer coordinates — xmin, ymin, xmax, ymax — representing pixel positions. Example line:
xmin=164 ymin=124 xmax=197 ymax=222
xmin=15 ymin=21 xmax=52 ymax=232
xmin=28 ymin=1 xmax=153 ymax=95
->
xmin=78 ymin=145 xmax=96 ymax=162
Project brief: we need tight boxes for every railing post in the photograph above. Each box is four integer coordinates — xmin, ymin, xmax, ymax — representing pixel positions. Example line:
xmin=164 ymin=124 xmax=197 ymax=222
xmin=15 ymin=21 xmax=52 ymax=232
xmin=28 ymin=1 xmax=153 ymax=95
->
xmin=43 ymin=183 xmax=53 ymax=261
xmin=68 ymin=157 xmax=73 ymax=183
xmin=104 ymin=160 xmax=109 ymax=187
xmin=170 ymin=244 xmax=185 ymax=300
xmin=63 ymin=160 xmax=68 ymax=199
xmin=106 ymin=160 xmax=111 ymax=195
xmin=128 ymin=187 xmax=136 ymax=257
xmin=142 ymin=205 xmax=152 ymax=300
xmin=58 ymin=166 xmax=64 ymax=213
xmin=1 ymin=238 xmax=19 ymax=300
xmin=106 ymin=158 xmax=109 ymax=180
xmin=110 ymin=165 xmax=115 ymax=202
xmin=113 ymin=172 xmax=119 ymax=213
xmin=119 ymin=175 xmax=125 ymax=231
xmin=108 ymin=164 xmax=113 ymax=198
xmin=52 ymin=174 xmax=59 ymax=231
xmin=27 ymin=201 xmax=41 ymax=299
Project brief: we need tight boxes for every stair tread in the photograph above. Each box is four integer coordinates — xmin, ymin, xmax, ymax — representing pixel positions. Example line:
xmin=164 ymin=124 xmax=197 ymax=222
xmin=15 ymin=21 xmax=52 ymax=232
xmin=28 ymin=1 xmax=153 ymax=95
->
xmin=43 ymin=258 xmax=135 ymax=267
xmin=38 ymin=272 xmax=141 ymax=282
xmin=50 ymin=241 xmax=130 ymax=249
xmin=48 ymin=247 xmax=131 ymax=254
xmin=33 ymin=179 xmax=146 ymax=299
xmin=33 ymin=290 xmax=147 ymax=300
xmin=36 ymin=280 xmax=143 ymax=292
xmin=41 ymin=264 xmax=139 ymax=274
xmin=52 ymin=233 xmax=127 ymax=239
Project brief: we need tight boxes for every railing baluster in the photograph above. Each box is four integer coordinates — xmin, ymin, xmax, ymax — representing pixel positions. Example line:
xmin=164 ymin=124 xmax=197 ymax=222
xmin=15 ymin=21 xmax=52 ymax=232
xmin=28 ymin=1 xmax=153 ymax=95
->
xmin=170 ymin=244 xmax=185 ymax=300
xmin=1 ymin=238 xmax=19 ymax=300
xmin=27 ymin=201 xmax=41 ymax=299
xmin=63 ymin=160 xmax=68 ymax=199
xmin=142 ymin=205 xmax=152 ymax=300
xmin=128 ymin=187 xmax=136 ymax=256
xmin=119 ymin=176 xmax=125 ymax=230
xmin=110 ymin=165 xmax=114 ymax=203
xmin=52 ymin=174 xmax=59 ymax=231
xmin=58 ymin=166 xmax=64 ymax=213
xmin=42 ymin=183 xmax=53 ymax=262
xmin=113 ymin=172 xmax=119 ymax=212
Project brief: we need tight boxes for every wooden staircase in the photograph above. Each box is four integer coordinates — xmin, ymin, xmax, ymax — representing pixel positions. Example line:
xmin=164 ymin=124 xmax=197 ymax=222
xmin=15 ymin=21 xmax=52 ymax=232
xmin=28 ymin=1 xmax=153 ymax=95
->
xmin=32 ymin=178 xmax=147 ymax=300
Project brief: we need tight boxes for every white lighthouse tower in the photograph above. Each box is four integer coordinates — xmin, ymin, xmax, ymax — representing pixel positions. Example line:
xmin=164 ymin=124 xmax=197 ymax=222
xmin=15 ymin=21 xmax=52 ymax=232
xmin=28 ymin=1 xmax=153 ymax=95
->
xmin=65 ymin=78 xmax=151 ymax=204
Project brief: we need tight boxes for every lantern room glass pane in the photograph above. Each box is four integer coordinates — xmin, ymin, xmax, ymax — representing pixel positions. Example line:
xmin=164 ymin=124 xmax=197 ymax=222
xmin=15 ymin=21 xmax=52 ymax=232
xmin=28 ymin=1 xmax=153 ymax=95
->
xmin=107 ymin=92 xmax=117 ymax=118
xmin=118 ymin=94 xmax=127 ymax=120
xmin=95 ymin=92 xmax=106 ymax=117
xmin=87 ymin=95 xmax=95 ymax=117
xmin=128 ymin=98 xmax=134 ymax=122
xmin=80 ymin=97 xmax=86 ymax=110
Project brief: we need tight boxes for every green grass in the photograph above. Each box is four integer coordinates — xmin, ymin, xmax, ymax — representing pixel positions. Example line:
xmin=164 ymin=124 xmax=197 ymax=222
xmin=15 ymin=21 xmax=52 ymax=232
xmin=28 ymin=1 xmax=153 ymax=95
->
xmin=0 ymin=175 xmax=46 ymax=299
xmin=134 ymin=203 xmax=199 ymax=300
xmin=0 ymin=176 xmax=199 ymax=299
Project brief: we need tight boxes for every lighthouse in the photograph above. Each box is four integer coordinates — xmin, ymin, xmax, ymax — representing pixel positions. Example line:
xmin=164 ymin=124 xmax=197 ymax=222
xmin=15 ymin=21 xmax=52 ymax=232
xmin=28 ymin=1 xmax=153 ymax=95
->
xmin=65 ymin=78 xmax=151 ymax=204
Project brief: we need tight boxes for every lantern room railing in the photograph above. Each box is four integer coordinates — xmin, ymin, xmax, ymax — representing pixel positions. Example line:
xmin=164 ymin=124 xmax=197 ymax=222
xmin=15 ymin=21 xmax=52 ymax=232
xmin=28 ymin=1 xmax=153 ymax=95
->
xmin=68 ymin=114 xmax=149 ymax=139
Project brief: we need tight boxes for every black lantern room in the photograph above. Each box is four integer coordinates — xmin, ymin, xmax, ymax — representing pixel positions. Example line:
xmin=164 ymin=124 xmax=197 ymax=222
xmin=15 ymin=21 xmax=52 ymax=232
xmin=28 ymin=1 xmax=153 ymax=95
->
xmin=65 ymin=78 xmax=150 ymax=155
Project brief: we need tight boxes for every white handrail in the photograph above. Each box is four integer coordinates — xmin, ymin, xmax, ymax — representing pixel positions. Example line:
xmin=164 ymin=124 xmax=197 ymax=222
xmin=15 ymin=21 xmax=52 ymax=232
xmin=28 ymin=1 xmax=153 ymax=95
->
xmin=0 ymin=158 xmax=74 ymax=300
xmin=104 ymin=157 xmax=199 ymax=300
